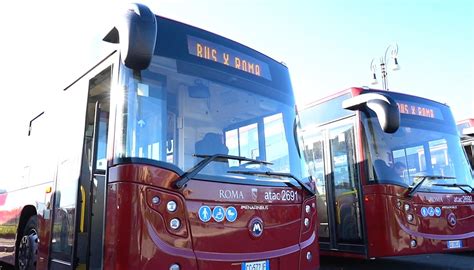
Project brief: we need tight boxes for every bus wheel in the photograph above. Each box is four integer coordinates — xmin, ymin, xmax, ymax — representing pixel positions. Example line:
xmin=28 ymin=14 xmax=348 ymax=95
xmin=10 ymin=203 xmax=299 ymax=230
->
xmin=17 ymin=216 xmax=38 ymax=270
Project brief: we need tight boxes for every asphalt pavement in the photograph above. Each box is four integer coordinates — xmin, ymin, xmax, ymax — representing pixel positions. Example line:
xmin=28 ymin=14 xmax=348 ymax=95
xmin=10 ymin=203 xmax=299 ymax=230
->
xmin=320 ymin=251 xmax=474 ymax=270
xmin=1 ymin=252 xmax=473 ymax=269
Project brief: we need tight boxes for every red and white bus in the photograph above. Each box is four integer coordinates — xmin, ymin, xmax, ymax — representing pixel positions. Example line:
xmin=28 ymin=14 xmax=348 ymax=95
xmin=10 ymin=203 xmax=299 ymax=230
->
xmin=0 ymin=4 xmax=319 ymax=269
xmin=298 ymin=87 xmax=473 ymax=258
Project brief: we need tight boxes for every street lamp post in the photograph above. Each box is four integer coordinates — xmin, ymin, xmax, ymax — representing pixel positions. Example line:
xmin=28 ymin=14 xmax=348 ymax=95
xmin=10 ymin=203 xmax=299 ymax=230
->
xmin=370 ymin=44 xmax=400 ymax=90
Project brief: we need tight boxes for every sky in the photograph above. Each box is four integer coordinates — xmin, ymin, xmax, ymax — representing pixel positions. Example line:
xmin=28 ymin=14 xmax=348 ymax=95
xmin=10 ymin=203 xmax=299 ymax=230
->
xmin=0 ymin=0 xmax=473 ymax=180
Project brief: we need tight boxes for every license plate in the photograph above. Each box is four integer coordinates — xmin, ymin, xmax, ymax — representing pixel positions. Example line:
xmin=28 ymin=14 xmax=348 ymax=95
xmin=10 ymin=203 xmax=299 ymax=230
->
xmin=241 ymin=260 xmax=269 ymax=270
xmin=447 ymin=240 xmax=462 ymax=249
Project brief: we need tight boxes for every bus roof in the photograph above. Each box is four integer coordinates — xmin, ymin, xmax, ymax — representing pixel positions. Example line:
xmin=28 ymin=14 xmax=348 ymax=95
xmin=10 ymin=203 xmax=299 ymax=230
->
xmin=153 ymin=15 xmax=288 ymax=69
xmin=299 ymin=87 xmax=451 ymax=111
xmin=457 ymin=118 xmax=474 ymax=127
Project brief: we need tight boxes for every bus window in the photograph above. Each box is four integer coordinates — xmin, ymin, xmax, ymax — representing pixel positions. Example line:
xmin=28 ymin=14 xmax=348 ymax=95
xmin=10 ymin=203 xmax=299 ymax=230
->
xmin=429 ymin=139 xmax=450 ymax=175
xmin=95 ymin=112 xmax=109 ymax=171
xmin=225 ymin=123 xmax=259 ymax=167
xmin=302 ymin=131 xmax=329 ymax=238
xmin=264 ymin=113 xmax=290 ymax=172
xmin=363 ymin=95 xmax=473 ymax=191
xmin=392 ymin=149 xmax=409 ymax=184
xmin=404 ymin=144 xmax=426 ymax=181
xmin=223 ymin=113 xmax=292 ymax=172
xmin=392 ymin=139 xmax=460 ymax=187
xmin=115 ymin=56 xmax=302 ymax=176
xmin=120 ymin=79 xmax=168 ymax=161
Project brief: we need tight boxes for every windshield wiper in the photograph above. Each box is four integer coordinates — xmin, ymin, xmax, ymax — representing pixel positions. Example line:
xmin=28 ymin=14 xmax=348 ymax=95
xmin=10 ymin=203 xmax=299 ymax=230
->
xmin=227 ymin=170 xmax=316 ymax=196
xmin=406 ymin=175 xmax=456 ymax=197
xmin=432 ymin=183 xmax=474 ymax=194
xmin=194 ymin=154 xmax=273 ymax=165
xmin=174 ymin=154 xmax=272 ymax=189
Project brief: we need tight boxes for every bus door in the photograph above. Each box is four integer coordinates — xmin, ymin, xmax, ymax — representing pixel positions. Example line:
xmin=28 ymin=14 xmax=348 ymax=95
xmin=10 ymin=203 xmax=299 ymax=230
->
xmin=48 ymin=75 xmax=89 ymax=269
xmin=318 ymin=119 xmax=364 ymax=252
xmin=49 ymin=58 xmax=114 ymax=270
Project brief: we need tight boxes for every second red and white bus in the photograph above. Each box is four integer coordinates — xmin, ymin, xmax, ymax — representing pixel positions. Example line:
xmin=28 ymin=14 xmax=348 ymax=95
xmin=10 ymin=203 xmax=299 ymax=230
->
xmin=298 ymin=87 xmax=473 ymax=258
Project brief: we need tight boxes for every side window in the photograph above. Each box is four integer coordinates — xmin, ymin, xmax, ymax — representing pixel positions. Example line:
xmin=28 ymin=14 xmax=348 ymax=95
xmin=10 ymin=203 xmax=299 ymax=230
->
xmin=302 ymin=130 xmax=329 ymax=238
xmin=302 ymin=131 xmax=325 ymax=194
xmin=329 ymin=125 xmax=357 ymax=190
xmin=95 ymin=112 xmax=109 ymax=170
xmin=85 ymin=67 xmax=112 ymax=172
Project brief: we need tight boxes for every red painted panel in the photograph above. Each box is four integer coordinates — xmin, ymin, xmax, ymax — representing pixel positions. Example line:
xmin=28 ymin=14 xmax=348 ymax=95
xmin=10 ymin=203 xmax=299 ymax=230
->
xmin=108 ymin=163 xmax=179 ymax=189
xmin=363 ymin=184 xmax=474 ymax=257
xmin=104 ymin=164 xmax=320 ymax=269
xmin=106 ymin=167 xmax=197 ymax=269
xmin=0 ymin=182 xmax=55 ymax=268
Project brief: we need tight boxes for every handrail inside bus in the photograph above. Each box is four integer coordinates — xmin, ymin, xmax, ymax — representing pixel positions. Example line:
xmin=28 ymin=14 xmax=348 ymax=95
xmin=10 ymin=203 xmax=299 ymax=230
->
xmin=80 ymin=185 xmax=86 ymax=233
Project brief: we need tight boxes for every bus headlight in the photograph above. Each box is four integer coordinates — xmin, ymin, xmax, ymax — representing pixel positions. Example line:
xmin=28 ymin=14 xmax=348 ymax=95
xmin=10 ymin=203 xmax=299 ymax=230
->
xmin=397 ymin=200 xmax=402 ymax=209
xmin=167 ymin=201 xmax=177 ymax=212
xmin=306 ymin=251 xmax=312 ymax=261
xmin=152 ymin=196 xmax=160 ymax=204
xmin=305 ymin=205 xmax=311 ymax=214
xmin=304 ymin=218 xmax=310 ymax=227
xmin=169 ymin=264 xmax=180 ymax=270
xmin=407 ymin=213 xmax=414 ymax=222
xmin=170 ymin=218 xmax=181 ymax=230
xmin=146 ymin=188 xmax=188 ymax=238
xmin=404 ymin=204 xmax=410 ymax=211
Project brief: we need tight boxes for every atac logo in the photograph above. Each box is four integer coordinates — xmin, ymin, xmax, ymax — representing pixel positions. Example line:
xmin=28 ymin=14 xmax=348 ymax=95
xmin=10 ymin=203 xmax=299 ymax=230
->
xmin=453 ymin=195 xmax=473 ymax=203
xmin=248 ymin=218 xmax=264 ymax=238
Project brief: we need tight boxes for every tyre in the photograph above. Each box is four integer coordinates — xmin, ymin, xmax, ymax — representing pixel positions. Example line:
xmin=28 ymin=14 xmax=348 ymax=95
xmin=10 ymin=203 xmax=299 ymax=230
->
xmin=16 ymin=216 xmax=38 ymax=270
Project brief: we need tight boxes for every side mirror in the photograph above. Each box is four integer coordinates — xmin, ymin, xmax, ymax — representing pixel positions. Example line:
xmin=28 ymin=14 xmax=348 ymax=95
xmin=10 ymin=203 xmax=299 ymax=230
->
xmin=103 ymin=3 xmax=157 ymax=70
xmin=342 ymin=92 xmax=400 ymax=133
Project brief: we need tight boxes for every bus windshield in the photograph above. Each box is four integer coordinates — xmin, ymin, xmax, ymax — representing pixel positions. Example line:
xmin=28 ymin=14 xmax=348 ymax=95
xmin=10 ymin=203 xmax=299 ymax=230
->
xmin=362 ymin=96 xmax=473 ymax=193
xmin=114 ymin=55 xmax=302 ymax=182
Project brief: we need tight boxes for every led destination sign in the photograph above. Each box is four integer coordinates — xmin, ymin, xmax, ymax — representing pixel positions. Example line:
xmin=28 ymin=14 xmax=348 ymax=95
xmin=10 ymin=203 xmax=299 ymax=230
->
xmin=396 ymin=101 xmax=443 ymax=120
xmin=187 ymin=35 xmax=272 ymax=80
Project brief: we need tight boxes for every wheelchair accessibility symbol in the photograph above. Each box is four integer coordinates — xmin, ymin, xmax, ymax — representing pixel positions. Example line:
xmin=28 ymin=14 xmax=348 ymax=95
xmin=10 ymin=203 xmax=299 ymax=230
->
xmin=213 ymin=206 xmax=225 ymax=222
